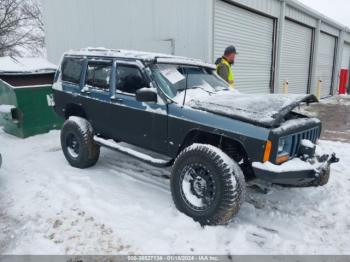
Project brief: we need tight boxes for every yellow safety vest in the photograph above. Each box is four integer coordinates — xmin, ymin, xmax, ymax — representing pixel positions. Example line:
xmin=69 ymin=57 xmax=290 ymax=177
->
xmin=217 ymin=58 xmax=235 ymax=89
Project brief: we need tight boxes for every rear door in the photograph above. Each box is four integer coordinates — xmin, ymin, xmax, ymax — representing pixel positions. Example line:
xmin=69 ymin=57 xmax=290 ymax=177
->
xmin=79 ymin=59 xmax=114 ymax=134
xmin=110 ymin=61 xmax=168 ymax=154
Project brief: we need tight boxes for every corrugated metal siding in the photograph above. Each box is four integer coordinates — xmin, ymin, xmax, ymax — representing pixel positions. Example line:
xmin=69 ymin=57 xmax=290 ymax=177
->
xmin=279 ymin=20 xmax=313 ymax=94
xmin=285 ymin=6 xmax=317 ymax=28
xmin=41 ymin=0 xmax=212 ymax=64
xmin=226 ymin=0 xmax=281 ymax=17
xmin=214 ymin=0 xmax=274 ymax=94
xmin=317 ymin=32 xmax=337 ymax=97
xmin=321 ymin=23 xmax=340 ymax=37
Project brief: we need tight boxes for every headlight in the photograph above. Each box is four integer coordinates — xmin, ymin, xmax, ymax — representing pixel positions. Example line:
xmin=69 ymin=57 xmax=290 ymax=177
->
xmin=276 ymin=137 xmax=290 ymax=164
xmin=278 ymin=138 xmax=286 ymax=154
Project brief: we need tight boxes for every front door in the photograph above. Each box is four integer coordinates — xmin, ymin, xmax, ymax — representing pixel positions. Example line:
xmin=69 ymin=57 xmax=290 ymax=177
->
xmin=110 ymin=61 xmax=168 ymax=154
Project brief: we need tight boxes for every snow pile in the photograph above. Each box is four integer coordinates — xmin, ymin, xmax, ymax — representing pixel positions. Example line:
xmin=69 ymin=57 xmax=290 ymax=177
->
xmin=0 ymin=105 xmax=15 ymax=114
xmin=188 ymin=93 xmax=317 ymax=127
xmin=300 ymin=139 xmax=316 ymax=148
xmin=253 ymin=158 xmax=315 ymax=173
xmin=320 ymin=95 xmax=350 ymax=106
xmin=0 ymin=57 xmax=56 ymax=74
xmin=0 ymin=130 xmax=349 ymax=255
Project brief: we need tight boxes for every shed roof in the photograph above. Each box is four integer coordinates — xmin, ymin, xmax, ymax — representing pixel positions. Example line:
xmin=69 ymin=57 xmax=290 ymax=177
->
xmin=0 ymin=57 xmax=57 ymax=75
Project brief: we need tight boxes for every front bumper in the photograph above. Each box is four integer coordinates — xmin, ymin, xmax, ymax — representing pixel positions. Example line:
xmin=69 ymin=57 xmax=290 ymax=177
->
xmin=252 ymin=153 xmax=339 ymax=187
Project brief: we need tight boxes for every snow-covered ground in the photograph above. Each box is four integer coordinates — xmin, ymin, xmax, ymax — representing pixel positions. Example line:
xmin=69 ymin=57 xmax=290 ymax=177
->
xmin=0 ymin=129 xmax=350 ymax=255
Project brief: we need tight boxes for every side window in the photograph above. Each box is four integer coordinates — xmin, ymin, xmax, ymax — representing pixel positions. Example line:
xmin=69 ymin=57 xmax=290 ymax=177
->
xmin=86 ymin=62 xmax=112 ymax=91
xmin=116 ymin=64 xmax=148 ymax=95
xmin=61 ymin=57 xmax=84 ymax=85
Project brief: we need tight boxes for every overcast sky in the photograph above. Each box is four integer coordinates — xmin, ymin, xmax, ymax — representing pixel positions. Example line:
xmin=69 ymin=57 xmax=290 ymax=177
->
xmin=299 ymin=0 xmax=350 ymax=27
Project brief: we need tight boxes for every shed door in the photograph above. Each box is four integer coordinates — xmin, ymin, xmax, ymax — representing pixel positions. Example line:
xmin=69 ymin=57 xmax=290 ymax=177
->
xmin=341 ymin=42 xmax=350 ymax=70
xmin=279 ymin=20 xmax=313 ymax=94
xmin=214 ymin=0 xmax=275 ymax=94
xmin=317 ymin=32 xmax=337 ymax=98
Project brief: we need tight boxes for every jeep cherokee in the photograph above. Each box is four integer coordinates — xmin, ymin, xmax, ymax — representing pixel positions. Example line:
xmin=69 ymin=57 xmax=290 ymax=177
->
xmin=52 ymin=48 xmax=338 ymax=225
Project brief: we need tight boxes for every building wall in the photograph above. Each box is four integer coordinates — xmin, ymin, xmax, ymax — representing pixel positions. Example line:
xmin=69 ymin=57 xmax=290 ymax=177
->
xmin=43 ymin=0 xmax=350 ymax=96
xmin=42 ymin=0 xmax=212 ymax=64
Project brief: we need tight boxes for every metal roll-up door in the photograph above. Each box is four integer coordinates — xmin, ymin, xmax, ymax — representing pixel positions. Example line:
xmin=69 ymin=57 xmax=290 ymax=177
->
xmin=317 ymin=32 xmax=337 ymax=98
xmin=214 ymin=0 xmax=275 ymax=94
xmin=341 ymin=43 xmax=350 ymax=70
xmin=279 ymin=20 xmax=313 ymax=94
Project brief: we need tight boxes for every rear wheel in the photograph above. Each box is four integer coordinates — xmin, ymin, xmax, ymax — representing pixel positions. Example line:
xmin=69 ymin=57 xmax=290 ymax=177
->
xmin=171 ymin=144 xmax=246 ymax=226
xmin=61 ymin=117 xmax=100 ymax=169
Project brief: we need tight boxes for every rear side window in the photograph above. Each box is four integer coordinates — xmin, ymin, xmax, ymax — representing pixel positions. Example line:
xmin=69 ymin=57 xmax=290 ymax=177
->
xmin=61 ymin=57 xmax=84 ymax=85
xmin=86 ymin=62 xmax=112 ymax=90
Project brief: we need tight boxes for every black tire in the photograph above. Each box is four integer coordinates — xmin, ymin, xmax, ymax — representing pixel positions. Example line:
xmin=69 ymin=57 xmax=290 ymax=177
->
xmin=60 ymin=117 xmax=100 ymax=169
xmin=170 ymin=144 xmax=246 ymax=226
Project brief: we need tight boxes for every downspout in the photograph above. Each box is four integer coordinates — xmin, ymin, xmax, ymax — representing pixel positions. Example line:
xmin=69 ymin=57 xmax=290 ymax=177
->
xmin=274 ymin=0 xmax=286 ymax=93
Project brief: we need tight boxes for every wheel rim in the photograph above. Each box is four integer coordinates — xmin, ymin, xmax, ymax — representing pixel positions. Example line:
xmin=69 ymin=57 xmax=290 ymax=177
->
xmin=66 ymin=133 xmax=80 ymax=158
xmin=179 ymin=163 xmax=216 ymax=211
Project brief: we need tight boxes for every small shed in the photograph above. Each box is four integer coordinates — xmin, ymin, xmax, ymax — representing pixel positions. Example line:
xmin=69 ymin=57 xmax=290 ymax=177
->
xmin=0 ymin=57 xmax=63 ymax=138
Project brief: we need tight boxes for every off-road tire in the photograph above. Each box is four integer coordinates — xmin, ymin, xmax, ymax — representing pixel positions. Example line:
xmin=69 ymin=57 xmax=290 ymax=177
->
xmin=61 ymin=117 xmax=100 ymax=169
xmin=171 ymin=144 xmax=246 ymax=226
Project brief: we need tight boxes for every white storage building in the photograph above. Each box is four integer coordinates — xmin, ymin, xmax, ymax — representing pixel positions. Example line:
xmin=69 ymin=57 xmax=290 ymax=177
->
xmin=42 ymin=0 xmax=350 ymax=97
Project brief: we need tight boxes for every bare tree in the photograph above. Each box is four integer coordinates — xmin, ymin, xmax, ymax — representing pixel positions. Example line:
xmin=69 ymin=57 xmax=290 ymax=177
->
xmin=0 ymin=0 xmax=44 ymax=57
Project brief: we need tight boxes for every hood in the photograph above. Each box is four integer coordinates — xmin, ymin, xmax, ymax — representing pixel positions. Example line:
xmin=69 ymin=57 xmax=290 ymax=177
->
xmin=188 ymin=93 xmax=318 ymax=128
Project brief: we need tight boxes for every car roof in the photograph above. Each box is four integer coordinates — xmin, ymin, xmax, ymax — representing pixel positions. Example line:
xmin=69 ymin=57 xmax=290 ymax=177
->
xmin=64 ymin=47 xmax=216 ymax=69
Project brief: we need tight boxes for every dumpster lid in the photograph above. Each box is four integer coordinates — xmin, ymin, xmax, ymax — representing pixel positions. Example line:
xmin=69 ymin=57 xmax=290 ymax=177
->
xmin=0 ymin=57 xmax=56 ymax=75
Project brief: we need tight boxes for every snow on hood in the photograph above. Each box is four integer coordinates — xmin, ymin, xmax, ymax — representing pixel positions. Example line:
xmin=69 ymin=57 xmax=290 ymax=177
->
xmin=188 ymin=92 xmax=318 ymax=128
xmin=0 ymin=57 xmax=57 ymax=74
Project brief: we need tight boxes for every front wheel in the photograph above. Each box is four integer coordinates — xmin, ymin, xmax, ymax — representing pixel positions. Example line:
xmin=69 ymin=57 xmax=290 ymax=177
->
xmin=170 ymin=144 xmax=246 ymax=226
xmin=61 ymin=116 xmax=100 ymax=169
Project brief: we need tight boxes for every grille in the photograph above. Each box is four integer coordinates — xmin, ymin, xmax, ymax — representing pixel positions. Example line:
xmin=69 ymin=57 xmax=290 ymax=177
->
xmin=289 ymin=127 xmax=320 ymax=157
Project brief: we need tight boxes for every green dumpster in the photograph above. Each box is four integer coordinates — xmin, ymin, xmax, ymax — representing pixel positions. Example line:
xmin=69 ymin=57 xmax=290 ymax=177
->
xmin=0 ymin=74 xmax=63 ymax=138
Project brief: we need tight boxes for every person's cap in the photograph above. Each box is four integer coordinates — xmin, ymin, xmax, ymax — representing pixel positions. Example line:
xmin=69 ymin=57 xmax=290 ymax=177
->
xmin=224 ymin=45 xmax=238 ymax=55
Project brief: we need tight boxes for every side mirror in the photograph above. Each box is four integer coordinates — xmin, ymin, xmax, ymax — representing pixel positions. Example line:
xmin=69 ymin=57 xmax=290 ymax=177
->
xmin=136 ymin=88 xmax=157 ymax=103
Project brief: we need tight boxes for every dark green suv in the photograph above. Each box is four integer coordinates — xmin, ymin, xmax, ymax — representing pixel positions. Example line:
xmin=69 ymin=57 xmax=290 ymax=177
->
xmin=52 ymin=48 xmax=338 ymax=225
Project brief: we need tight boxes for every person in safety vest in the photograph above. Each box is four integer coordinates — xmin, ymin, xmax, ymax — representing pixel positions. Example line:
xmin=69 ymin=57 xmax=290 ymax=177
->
xmin=215 ymin=45 xmax=237 ymax=89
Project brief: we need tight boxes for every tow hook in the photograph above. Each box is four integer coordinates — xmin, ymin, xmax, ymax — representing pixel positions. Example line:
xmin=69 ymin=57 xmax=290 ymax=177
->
xmin=329 ymin=153 xmax=340 ymax=164
xmin=317 ymin=153 xmax=339 ymax=165
xmin=316 ymin=153 xmax=339 ymax=176
xmin=312 ymin=153 xmax=339 ymax=186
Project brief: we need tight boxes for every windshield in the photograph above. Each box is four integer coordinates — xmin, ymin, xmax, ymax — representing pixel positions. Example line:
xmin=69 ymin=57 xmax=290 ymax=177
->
xmin=151 ymin=64 xmax=230 ymax=104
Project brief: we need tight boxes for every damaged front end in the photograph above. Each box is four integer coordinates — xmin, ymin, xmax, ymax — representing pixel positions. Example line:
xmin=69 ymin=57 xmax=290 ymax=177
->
xmin=252 ymin=117 xmax=339 ymax=187
xmin=253 ymin=144 xmax=339 ymax=187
